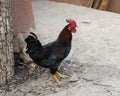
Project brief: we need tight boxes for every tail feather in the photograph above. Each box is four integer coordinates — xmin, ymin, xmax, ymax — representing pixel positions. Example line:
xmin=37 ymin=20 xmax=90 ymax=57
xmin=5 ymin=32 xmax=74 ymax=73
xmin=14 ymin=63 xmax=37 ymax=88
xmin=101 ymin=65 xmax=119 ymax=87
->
xmin=25 ymin=32 xmax=42 ymax=53
xmin=25 ymin=32 xmax=44 ymax=60
xmin=25 ymin=32 xmax=42 ymax=46
xmin=30 ymin=32 xmax=38 ymax=39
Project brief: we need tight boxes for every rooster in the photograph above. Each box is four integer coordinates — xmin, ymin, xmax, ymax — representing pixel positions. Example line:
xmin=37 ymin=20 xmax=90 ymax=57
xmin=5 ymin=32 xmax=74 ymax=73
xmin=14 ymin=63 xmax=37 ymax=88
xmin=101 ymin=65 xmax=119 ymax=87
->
xmin=25 ymin=19 xmax=77 ymax=83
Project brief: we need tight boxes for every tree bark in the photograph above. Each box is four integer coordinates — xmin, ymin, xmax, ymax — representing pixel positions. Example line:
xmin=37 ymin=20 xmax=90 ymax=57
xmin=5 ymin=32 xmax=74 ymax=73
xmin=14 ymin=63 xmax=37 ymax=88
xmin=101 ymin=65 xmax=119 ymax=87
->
xmin=0 ymin=0 xmax=14 ymax=85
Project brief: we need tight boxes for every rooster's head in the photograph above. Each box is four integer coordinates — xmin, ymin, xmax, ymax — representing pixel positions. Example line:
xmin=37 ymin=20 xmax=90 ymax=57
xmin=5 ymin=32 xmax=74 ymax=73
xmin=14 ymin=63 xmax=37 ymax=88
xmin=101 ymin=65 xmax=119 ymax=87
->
xmin=66 ymin=19 xmax=77 ymax=33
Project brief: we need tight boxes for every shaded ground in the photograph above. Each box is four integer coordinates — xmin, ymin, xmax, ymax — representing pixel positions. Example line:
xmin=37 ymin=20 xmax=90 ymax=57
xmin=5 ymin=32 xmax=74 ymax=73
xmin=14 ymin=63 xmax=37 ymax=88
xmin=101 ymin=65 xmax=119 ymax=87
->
xmin=1 ymin=0 xmax=120 ymax=96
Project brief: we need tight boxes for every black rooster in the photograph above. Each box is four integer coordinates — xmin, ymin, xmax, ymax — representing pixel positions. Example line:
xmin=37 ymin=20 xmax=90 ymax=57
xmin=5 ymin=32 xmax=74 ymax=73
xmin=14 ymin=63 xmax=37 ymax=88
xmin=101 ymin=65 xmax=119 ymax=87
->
xmin=25 ymin=19 xmax=77 ymax=83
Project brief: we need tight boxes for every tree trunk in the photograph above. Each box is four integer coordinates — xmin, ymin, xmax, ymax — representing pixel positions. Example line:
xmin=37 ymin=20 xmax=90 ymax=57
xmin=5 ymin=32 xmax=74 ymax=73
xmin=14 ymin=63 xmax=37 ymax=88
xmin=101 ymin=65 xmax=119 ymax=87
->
xmin=0 ymin=0 xmax=14 ymax=85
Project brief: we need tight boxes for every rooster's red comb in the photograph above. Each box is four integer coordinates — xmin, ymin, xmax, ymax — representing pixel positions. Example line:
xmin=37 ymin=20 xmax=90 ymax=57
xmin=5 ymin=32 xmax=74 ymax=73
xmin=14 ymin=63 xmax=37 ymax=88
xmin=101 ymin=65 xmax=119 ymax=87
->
xmin=66 ymin=19 xmax=77 ymax=27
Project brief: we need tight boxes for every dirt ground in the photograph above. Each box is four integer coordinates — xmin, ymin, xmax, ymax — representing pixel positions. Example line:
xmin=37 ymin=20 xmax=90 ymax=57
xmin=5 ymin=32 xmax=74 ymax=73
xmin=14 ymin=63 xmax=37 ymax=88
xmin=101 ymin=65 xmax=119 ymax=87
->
xmin=1 ymin=0 xmax=120 ymax=96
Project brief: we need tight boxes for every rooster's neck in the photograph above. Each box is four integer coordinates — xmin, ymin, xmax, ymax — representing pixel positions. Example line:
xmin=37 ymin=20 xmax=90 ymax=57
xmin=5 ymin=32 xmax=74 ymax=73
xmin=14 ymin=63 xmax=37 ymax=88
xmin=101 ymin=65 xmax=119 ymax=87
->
xmin=57 ymin=24 xmax=72 ymax=44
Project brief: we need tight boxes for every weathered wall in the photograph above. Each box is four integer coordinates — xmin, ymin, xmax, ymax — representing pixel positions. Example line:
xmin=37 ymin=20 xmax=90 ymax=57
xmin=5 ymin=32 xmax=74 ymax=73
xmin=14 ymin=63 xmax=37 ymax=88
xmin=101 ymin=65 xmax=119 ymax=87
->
xmin=51 ymin=0 xmax=120 ymax=13
xmin=51 ymin=0 xmax=88 ymax=6
xmin=107 ymin=0 xmax=120 ymax=13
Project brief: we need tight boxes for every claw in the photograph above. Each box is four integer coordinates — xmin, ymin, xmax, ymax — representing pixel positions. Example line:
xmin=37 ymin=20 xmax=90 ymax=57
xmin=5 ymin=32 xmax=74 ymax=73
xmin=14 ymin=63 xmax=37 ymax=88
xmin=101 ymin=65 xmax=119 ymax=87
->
xmin=52 ymin=74 xmax=60 ymax=84
xmin=51 ymin=71 xmax=66 ymax=84
xmin=56 ymin=71 xmax=65 ymax=78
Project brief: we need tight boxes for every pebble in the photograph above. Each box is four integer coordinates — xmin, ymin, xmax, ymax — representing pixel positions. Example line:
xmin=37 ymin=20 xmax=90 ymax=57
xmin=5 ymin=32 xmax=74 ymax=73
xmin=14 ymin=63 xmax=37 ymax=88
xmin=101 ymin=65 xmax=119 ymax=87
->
xmin=69 ymin=74 xmax=78 ymax=82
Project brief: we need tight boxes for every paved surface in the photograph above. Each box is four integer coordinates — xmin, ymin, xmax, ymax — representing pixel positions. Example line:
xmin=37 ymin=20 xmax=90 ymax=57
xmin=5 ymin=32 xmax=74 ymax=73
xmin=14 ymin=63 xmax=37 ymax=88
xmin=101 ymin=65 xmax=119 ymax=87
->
xmin=33 ymin=0 xmax=120 ymax=96
xmin=1 ymin=0 xmax=120 ymax=96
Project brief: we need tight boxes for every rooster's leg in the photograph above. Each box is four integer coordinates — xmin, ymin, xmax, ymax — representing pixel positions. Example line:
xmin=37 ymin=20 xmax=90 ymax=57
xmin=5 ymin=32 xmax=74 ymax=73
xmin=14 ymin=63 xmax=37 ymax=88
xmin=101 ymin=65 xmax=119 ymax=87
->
xmin=52 ymin=74 xmax=60 ymax=84
xmin=56 ymin=71 xmax=65 ymax=78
